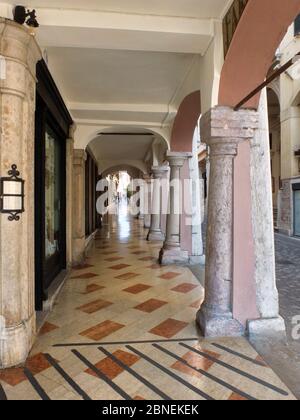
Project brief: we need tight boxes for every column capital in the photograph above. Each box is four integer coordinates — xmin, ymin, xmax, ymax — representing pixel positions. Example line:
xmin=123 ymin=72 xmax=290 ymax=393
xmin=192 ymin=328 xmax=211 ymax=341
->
xmin=0 ymin=18 xmax=42 ymax=74
xmin=73 ymin=149 xmax=87 ymax=165
xmin=69 ymin=123 xmax=77 ymax=140
xmin=151 ymin=166 xmax=169 ymax=179
xmin=201 ymin=106 xmax=259 ymax=149
xmin=143 ymin=174 xmax=152 ymax=183
xmin=166 ymin=151 xmax=192 ymax=167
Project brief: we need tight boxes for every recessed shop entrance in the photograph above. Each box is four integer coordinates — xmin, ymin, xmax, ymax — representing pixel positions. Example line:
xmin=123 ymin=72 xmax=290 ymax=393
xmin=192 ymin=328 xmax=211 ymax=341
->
xmin=34 ymin=60 xmax=72 ymax=311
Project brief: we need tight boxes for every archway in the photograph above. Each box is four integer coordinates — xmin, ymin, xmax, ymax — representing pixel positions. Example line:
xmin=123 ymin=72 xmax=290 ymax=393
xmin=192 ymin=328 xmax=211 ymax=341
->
xmin=170 ymin=91 xmax=201 ymax=152
xmin=219 ymin=0 xmax=300 ymax=109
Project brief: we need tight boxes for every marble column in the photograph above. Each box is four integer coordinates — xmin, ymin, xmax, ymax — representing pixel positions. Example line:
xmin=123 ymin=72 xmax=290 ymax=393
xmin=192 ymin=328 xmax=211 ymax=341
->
xmin=0 ymin=20 xmax=41 ymax=368
xmin=159 ymin=152 xmax=191 ymax=265
xmin=190 ymin=129 xmax=205 ymax=265
xmin=147 ymin=166 xmax=168 ymax=241
xmin=72 ymin=149 xmax=87 ymax=265
xmin=143 ymin=176 xmax=152 ymax=229
xmin=197 ymin=106 xmax=259 ymax=337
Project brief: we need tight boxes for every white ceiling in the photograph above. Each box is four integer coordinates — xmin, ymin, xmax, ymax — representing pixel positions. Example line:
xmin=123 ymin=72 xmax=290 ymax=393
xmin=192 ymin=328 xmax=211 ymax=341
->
xmin=7 ymin=0 xmax=231 ymax=19
xmin=4 ymin=0 xmax=231 ymax=164
xmin=47 ymin=48 xmax=195 ymax=105
xmin=90 ymin=134 xmax=154 ymax=161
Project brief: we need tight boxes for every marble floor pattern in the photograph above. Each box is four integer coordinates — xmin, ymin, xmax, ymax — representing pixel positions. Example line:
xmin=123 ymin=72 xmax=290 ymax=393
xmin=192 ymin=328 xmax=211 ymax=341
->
xmin=0 ymin=207 xmax=296 ymax=400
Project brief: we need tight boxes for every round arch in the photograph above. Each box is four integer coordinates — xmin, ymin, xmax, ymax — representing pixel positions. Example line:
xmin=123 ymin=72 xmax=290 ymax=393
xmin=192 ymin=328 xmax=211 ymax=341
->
xmin=74 ymin=125 xmax=170 ymax=151
xmin=219 ymin=0 xmax=300 ymax=109
xmin=101 ymin=164 xmax=146 ymax=179
xmin=170 ymin=90 xmax=201 ymax=152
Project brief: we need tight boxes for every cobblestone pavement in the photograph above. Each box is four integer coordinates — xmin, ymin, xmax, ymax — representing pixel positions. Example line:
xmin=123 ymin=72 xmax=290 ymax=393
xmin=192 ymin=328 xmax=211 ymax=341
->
xmin=275 ymin=233 xmax=300 ymax=341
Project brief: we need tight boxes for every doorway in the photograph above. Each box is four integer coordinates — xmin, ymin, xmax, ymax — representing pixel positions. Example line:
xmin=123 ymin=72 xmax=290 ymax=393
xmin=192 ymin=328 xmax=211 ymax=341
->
xmin=293 ymin=184 xmax=300 ymax=237
xmin=34 ymin=60 xmax=72 ymax=311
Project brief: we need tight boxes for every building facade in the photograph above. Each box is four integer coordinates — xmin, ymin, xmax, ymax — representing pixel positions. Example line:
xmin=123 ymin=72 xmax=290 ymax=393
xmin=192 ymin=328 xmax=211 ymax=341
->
xmin=269 ymin=16 xmax=300 ymax=237
xmin=0 ymin=0 xmax=300 ymax=373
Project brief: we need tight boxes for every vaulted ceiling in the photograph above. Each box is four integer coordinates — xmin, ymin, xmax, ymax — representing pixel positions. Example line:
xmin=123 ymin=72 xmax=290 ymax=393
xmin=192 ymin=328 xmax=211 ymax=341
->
xmin=3 ymin=0 xmax=232 ymax=168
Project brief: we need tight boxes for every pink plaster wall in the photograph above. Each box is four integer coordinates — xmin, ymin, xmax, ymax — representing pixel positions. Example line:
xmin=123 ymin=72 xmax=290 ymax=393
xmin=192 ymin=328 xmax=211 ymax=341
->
xmin=233 ymin=142 xmax=259 ymax=326
xmin=171 ymin=91 xmax=201 ymax=152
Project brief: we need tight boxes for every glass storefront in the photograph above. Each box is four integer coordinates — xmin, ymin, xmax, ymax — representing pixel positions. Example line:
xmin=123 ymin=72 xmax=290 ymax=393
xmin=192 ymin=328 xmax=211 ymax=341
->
xmin=45 ymin=126 xmax=62 ymax=261
xmin=35 ymin=60 xmax=72 ymax=311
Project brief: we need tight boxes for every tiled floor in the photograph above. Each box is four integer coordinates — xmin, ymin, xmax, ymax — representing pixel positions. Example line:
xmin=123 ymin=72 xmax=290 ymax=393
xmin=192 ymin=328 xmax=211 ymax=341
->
xmin=0 ymin=206 xmax=295 ymax=400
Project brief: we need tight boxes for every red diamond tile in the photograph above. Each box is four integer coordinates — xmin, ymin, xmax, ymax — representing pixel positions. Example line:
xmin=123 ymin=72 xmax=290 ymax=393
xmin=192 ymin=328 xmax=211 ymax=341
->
xmin=147 ymin=264 xmax=162 ymax=270
xmin=134 ymin=299 xmax=167 ymax=313
xmin=149 ymin=318 xmax=188 ymax=338
xmin=132 ymin=251 xmax=147 ymax=255
xmin=115 ymin=272 xmax=140 ymax=280
xmin=73 ymin=264 xmax=94 ymax=271
xmin=39 ymin=322 xmax=59 ymax=335
xmin=171 ymin=283 xmax=199 ymax=293
xmin=80 ymin=320 xmax=125 ymax=341
xmin=71 ymin=272 xmax=98 ymax=280
xmin=190 ymin=299 xmax=203 ymax=309
xmin=105 ymin=257 xmax=124 ymax=262
xmin=82 ymin=284 xmax=105 ymax=294
xmin=171 ymin=351 xmax=218 ymax=379
xmin=159 ymin=272 xmax=181 ymax=280
xmin=139 ymin=257 xmax=155 ymax=262
xmin=109 ymin=264 xmax=131 ymax=270
xmin=255 ymin=355 xmax=269 ymax=367
xmin=76 ymin=299 xmax=113 ymax=314
xmin=85 ymin=350 xmax=140 ymax=380
xmin=228 ymin=393 xmax=247 ymax=401
xmin=123 ymin=284 xmax=152 ymax=294
xmin=0 ymin=353 xmax=52 ymax=386
xmin=0 ymin=367 xmax=26 ymax=386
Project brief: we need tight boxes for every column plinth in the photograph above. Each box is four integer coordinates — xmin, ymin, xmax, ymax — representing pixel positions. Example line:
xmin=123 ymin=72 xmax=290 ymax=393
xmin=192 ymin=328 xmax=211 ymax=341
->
xmin=147 ymin=166 xmax=168 ymax=242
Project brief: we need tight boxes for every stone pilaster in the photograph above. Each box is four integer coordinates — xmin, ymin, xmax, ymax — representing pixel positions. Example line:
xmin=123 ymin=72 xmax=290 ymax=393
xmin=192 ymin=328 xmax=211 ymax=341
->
xmin=159 ymin=152 xmax=191 ymax=265
xmin=147 ymin=166 xmax=168 ymax=242
xmin=248 ymin=89 xmax=286 ymax=336
xmin=72 ymin=149 xmax=86 ymax=265
xmin=66 ymin=124 xmax=76 ymax=267
xmin=0 ymin=20 xmax=42 ymax=368
xmin=197 ymin=106 xmax=259 ymax=337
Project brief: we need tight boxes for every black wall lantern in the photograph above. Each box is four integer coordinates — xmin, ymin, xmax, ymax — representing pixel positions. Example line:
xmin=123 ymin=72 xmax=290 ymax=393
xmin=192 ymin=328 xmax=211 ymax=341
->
xmin=0 ymin=165 xmax=25 ymax=221
xmin=13 ymin=5 xmax=39 ymax=35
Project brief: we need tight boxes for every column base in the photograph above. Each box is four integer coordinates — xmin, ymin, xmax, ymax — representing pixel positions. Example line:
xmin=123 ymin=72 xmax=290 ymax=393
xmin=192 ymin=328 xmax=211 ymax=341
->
xmin=72 ymin=236 xmax=86 ymax=265
xmin=147 ymin=230 xmax=165 ymax=242
xmin=196 ymin=307 xmax=245 ymax=337
xmin=189 ymin=254 xmax=206 ymax=265
xmin=159 ymin=246 xmax=189 ymax=265
xmin=144 ymin=215 xmax=151 ymax=229
xmin=0 ymin=313 xmax=36 ymax=368
xmin=247 ymin=317 xmax=286 ymax=338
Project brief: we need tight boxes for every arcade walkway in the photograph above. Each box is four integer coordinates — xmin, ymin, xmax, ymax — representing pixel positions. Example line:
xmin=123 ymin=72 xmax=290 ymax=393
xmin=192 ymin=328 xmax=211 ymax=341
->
xmin=0 ymin=207 xmax=294 ymax=400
